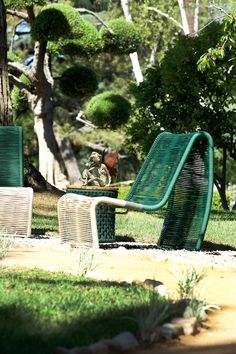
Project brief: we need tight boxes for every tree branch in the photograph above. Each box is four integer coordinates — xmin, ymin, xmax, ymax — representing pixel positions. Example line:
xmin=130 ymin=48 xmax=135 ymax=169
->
xmin=8 ymin=61 xmax=36 ymax=82
xmin=26 ymin=5 xmax=35 ymax=24
xmin=77 ymin=8 xmax=114 ymax=34
xmin=9 ymin=19 xmax=24 ymax=52
xmin=147 ymin=6 xmax=183 ymax=30
xmin=8 ymin=73 xmax=33 ymax=95
xmin=210 ymin=2 xmax=234 ymax=19
xmin=6 ymin=9 xmax=29 ymax=21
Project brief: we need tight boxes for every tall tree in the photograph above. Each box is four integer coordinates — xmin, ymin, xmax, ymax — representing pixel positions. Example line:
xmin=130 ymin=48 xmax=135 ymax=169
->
xmin=0 ymin=0 xmax=13 ymax=125
xmin=6 ymin=1 xmax=140 ymax=186
xmin=127 ymin=19 xmax=236 ymax=209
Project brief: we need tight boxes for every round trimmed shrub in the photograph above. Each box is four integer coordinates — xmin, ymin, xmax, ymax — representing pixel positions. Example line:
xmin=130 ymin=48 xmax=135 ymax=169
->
xmin=48 ymin=19 xmax=103 ymax=57
xmin=59 ymin=64 xmax=98 ymax=99
xmin=100 ymin=17 xmax=141 ymax=55
xmin=85 ymin=92 xmax=131 ymax=129
xmin=31 ymin=4 xmax=83 ymax=42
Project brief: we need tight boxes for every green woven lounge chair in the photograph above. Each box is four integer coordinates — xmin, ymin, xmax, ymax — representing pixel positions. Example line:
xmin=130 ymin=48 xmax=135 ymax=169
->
xmin=58 ymin=131 xmax=214 ymax=251
xmin=0 ymin=126 xmax=33 ymax=237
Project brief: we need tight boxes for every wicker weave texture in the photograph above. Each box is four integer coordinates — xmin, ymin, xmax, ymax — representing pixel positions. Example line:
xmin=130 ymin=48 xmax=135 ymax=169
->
xmin=58 ymin=193 xmax=98 ymax=248
xmin=0 ymin=187 xmax=33 ymax=237
xmin=66 ymin=188 xmax=118 ymax=242
xmin=126 ymin=132 xmax=213 ymax=251
xmin=0 ymin=127 xmax=24 ymax=187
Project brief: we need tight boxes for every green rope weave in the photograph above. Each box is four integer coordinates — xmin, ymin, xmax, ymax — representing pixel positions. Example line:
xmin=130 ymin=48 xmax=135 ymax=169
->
xmin=0 ymin=126 xmax=24 ymax=187
xmin=125 ymin=131 xmax=214 ymax=251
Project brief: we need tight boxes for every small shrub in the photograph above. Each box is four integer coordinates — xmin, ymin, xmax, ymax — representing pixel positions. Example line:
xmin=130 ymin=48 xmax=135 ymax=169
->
xmin=0 ymin=231 xmax=15 ymax=259
xmin=100 ymin=17 xmax=141 ymax=54
xmin=59 ymin=64 xmax=98 ymax=99
xmin=175 ymin=266 xmax=206 ymax=299
xmin=128 ymin=292 xmax=171 ymax=344
xmin=85 ymin=91 xmax=131 ymax=129
xmin=71 ymin=247 xmax=97 ymax=277
xmin=185 ymin=297 xmax=220 ymax=321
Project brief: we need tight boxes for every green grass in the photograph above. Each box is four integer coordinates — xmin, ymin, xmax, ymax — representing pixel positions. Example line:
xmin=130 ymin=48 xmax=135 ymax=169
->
xmin=31 ymin=190 xmax=236 ymax=249
xmin=0 ymin=268 xmax=171 ymax=354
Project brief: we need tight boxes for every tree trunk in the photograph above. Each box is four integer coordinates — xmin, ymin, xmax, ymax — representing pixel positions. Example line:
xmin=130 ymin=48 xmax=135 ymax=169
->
xmin=177 ymin=0 xmax=200 ymax=36
xmin=34 ymin=114 xmax=63 ymax=187
xmin=56 ymin=133 xmax=82 ymax=185
xmin=0 ymin=0 xmax=13 ymax=125
xmin=120 ymin=0 xmax=143 ymax=84
xmin=214 ymin=146 xmax=229 ymax=210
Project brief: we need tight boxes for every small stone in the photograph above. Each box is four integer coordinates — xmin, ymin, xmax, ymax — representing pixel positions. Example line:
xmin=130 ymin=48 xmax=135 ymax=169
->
xmin=89 ymin=341 xmax=109 ymax=354
xmin=143 ymin=279 xmax=164 ymax=288
xmin=154 ymin=284 xmax=168 ymax=297
xmin=54 ymin=347 xmax=71 ymax=354
xmin=159 ymin=323 xmax=183 ymax=340
xmin=112 ymin=331 xmax=139 ymax=351
xmin=171 ymin=317 xmax=198 ymax=335
xmin=70 ymin=347 xmax=92 ymax=354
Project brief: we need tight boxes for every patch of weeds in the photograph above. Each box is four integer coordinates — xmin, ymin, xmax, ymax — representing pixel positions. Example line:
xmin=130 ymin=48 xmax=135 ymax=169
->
xmin=70 ymin=247 xmax=98 ymax=277
xmin=175 ymin=266 xmax=206 ymax=299
xmin=0 ymin=230 xmax=15 ymax=259
xmin=127 ymin=292 xmax=171 ymax=345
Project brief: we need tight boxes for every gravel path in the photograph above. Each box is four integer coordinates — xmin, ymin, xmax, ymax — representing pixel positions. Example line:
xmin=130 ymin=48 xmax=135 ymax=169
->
xmin=12 ymin=236 xmax=236 ymax=270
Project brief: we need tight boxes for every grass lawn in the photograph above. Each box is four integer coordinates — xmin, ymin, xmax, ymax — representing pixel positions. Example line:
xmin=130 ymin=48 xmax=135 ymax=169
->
xmin=32 ymin=191 xmax=236 ymax=250
xmin=1 ymin=190 xmax=234 ymax=354
xmin=0 ymin=268 xmax=177 ymax=354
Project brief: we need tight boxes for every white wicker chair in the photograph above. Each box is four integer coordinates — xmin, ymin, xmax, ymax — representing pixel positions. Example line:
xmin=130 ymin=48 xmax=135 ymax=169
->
xmin=0 ymin=187 xmax=33 ymax=237
xmin=57 ymin=192 xmax=138 ymax=248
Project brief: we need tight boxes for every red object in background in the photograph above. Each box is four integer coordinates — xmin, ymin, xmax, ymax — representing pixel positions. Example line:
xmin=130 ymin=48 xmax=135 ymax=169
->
xmin=103 ymin=151 xmax=119 ymax=176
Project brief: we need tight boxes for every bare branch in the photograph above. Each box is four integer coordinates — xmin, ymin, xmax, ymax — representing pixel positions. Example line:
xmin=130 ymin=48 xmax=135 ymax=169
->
xmin=196 ymin=15 xmax=225 ymax=35
xmin=147 ymin=6 xmax=183 ymax=30
xmin=9 ymin=19 xmax=24 ymax=52
xmin=210 ymin=2 xmax=234 ymax=19
xmin=6 ymin=9 xmax=29 ymax=21
xmin=8 ymin=74 xmax=33 ymax=95
xmin=77 ymin=8 xmax=114 ymax=34
xmin=8 ymin=61 xmax=36 ymax=82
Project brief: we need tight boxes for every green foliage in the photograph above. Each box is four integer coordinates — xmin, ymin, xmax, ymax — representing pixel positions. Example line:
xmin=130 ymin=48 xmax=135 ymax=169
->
xmin=175 ymin=267 xmax=205 ymax=299
xmin=85 ymin=91 xmax=131 ymax=129
xmin=0 ymin=268 xmax=154 ymax=354
xmin=31 ymin=4 xmax=77 ymax=42
xmin=47 ymin=9 xmax=103 ymax=56
xmin=4 ymin=0 xmax=46 ymax=9
xmin=59 ymin=63 xmax=98 ymax=99
xmin=212 ymin=190 xmax=231 ymax=210
xmin=100 ymin=17 xmax=141 ymax=55
xmin=198 ymin=12 xmax=236 ymax=72
xmin=74 ymin=0 xmax=109 ymax=11
xmin=128 ymin=20 xmax=236 ymax=155
xmin=11 ymin=74 xmax=32 ymax=115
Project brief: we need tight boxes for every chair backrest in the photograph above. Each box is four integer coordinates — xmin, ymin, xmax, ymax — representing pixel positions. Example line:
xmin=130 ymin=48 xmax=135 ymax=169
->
xmin=126 ymin=131 xmax=214 ymax=251
xmin=0 ymin=126 xmax=24 ymax=187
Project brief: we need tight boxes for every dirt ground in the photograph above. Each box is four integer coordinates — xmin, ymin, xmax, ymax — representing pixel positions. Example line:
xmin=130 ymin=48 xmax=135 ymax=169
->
xmin=1 ymin=245 xmax=236 ymax=354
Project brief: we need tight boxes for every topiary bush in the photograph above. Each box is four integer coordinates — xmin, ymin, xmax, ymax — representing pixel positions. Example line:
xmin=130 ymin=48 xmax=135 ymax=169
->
xmin=85 ymin=91 xmax=131 ymax=129
xmin=48 ymin=19 xmax=103 ymax=57
xmin=59 ymin=64 xmax=98 ymax=99
xmin=100 ymin=17 xmax=141 ymax=55
xmin=31 ymin=4 xmax=76 ymax=42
